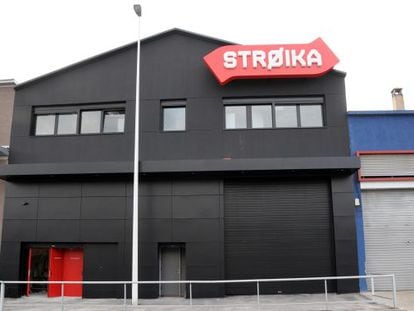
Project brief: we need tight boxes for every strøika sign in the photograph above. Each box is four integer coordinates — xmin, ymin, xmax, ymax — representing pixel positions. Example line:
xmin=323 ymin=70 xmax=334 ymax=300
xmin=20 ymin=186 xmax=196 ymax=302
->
xmin=203 ymin=38 xmax=339 ymax=85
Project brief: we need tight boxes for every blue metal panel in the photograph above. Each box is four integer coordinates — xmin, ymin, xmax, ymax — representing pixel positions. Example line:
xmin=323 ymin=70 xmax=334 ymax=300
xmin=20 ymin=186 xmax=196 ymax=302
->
xmin=348 ymin=111 xmax=414 ymax=153
xmin=348 ymin=111 xmax=414 ymax=291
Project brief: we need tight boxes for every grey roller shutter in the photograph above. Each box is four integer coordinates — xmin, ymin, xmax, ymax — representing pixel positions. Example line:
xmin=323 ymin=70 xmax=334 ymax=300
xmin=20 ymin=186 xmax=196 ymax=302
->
xmin=362 ymin=189 xmax=414 ymax=290
xmin=360 ymin=154 xmax=414 ymax=178
xmin=224 ymin=179 xmax=335 ymax=294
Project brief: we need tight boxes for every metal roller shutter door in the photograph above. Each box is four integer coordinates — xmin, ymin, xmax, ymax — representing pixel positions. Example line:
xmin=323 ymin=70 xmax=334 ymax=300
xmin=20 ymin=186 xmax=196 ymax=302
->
xmin=224 ymin=179 xmax=335 ymax=294
xmin=362 ymin=189 xmax=414 ymax=290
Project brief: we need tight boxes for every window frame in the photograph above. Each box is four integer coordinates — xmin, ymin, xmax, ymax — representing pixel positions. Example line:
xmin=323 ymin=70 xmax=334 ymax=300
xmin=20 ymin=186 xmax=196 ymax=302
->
xmin=34 ymin=114 xmax=57 ymax=136
xmin=225 ymin=105 xmax=248 ymax=129
xmin=223 ymin=97 xmax=325 ymax=130
xmin=32 ymin=103 xmax=125 ymax=136
xmin=56 ymin=113 xmax=79 ymax=136
xmin=102 ymin=110 xmax=126 ymax=134
xmin=161 ymin=100 xmax=187 ymax=132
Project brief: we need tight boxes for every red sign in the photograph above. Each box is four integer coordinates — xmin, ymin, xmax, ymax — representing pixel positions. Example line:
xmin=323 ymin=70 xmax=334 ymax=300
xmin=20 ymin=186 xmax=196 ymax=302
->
xmin=203 ymin=38 xmax=339 ymax=85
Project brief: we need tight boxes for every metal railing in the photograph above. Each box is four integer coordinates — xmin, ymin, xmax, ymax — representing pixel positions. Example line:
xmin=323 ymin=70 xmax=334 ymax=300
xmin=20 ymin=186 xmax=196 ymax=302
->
xmin=0 ymin=274 xmax=398 ymax=310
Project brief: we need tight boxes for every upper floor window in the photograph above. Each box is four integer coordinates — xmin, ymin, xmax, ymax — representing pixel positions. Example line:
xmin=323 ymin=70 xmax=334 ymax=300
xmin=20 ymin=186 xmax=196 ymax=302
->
xmin=33 ymin=104 xmax=125 ymax=136
xmin=224 ymin=97 xmax=324 ymax=129
xmin=35 ymin=113 xmax=79 ymax=136
xmin=57 ymin=113 xmax=78 ymax=135
xmin=80 ymin=111 xmax=101 ymax=134
xmin=225 ymin=106 xmax=246 ymax=129
xmin=35 ymin=114 xmax=56 ymax=135
xmin=162 ymin=100 xmax=186 ymax=131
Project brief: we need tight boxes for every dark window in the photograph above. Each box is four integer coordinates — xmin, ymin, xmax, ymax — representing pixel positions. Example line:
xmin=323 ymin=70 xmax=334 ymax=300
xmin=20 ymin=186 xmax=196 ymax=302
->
xmin=57 ymin=113 xmax=77 ymax=135
xmin=35 ymin=114 xmax=56 ymax=136
xmin=103 ymin=111 xmax=125 ymax=133
xmin=225 ymin=106 xmax=247 ymax=129
xmin=163 ymin=106 xmax=186 ymax=131
xmin=251 ymin=105 xmax=272 ymax=128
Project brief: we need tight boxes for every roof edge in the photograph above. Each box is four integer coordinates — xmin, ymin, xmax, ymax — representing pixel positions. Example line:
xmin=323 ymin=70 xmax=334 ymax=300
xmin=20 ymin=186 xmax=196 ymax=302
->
xmin=0 ymin=79 xmax=17 ymax=87
xmin=348 ymin=110 xmax=414 ymax=115
xmin=15 ymin=28 xmax=235 ymax=90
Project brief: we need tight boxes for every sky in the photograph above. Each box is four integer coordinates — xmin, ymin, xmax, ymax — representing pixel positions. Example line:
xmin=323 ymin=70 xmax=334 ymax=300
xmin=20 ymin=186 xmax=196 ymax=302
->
xmin=0 ymin=0 xmax=413 ymax=111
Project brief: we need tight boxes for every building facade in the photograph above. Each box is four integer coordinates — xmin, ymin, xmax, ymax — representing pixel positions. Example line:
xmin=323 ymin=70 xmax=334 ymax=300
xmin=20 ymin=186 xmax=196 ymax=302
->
xmin=0 ymin=29 xmax=359 ymax=298
xmin=349 ymin=106 xmax=414 ymax=291
xmin=0 ymin=79 xmax=16 ymax=244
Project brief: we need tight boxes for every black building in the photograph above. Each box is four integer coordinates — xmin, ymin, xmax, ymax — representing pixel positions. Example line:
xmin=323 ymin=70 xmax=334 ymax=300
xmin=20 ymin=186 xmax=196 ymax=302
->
xmin=0 ymin=29 xmax=359 ymax=298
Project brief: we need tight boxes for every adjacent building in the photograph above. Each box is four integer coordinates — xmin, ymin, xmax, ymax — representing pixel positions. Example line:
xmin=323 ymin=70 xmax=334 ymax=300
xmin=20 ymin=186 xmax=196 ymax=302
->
xmin=349 ymin=88 xmax=414 ymax=291
xmin=0 ymin=29 xmax=359 ymax=298
xmin=0 ymin=79 xmax=16 ymax=244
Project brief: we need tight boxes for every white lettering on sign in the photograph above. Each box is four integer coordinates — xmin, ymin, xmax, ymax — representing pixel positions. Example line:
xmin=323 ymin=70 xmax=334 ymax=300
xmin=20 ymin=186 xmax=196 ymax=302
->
xmin=223 ymin=48 xmax=322 ymax=70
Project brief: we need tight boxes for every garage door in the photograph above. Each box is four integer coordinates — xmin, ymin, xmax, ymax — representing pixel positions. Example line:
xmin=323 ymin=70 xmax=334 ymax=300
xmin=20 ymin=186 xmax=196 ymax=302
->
xmin=224 ymin=179 xmax=335 ymax=294
xmin=362 ymin=189 xmax=414 ymax=290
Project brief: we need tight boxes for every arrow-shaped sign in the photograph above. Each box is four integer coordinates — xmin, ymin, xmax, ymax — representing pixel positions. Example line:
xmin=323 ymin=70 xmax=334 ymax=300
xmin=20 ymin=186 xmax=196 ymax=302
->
xmin=203 ymin=38 xmax=339 ymax=85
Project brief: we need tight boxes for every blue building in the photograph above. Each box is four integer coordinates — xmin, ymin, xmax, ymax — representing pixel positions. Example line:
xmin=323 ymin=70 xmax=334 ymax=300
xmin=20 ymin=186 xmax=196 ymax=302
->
xmin=348 ymin=91 xmax=414 ymax=291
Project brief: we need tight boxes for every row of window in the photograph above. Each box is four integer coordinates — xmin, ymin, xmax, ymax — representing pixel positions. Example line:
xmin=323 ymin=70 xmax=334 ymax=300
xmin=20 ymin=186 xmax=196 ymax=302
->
xmin=35 ymin=109 xmax=125 ymax=136
xmin=162 ymin=100 xmax=324 ymax=131
xmin=225 ymin=104 xmax=323 ymax=129
xmin=33 ymin=98 xmax=324 ymax=136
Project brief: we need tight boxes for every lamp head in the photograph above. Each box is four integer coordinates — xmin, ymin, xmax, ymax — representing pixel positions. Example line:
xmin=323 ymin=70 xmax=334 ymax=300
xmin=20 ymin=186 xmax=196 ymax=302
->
xmin=133 ymin=4 xmax=142 ymax=17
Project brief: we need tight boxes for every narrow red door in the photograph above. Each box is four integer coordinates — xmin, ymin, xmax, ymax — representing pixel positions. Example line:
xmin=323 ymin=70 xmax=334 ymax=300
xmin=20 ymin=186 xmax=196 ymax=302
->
xmin=48 ymin=248 xmax=64 ymax=297
xmin=62 ymin=249 xmax=83 ymax=297
xmin=26 ymin=248 xmax=32 ymax=296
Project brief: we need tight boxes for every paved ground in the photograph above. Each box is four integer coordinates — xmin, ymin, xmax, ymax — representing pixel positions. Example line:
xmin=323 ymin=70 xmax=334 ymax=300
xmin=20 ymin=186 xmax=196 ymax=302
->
xmin=1 ymin=292 xmax=402 ymax=310
xmin=376 ymin=291 xmax=414 ymax=311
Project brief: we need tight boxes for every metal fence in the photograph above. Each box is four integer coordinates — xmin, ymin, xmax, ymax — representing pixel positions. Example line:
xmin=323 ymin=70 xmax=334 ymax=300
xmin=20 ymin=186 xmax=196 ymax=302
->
xmin=0 ymin=274 xmax=397 ymax=310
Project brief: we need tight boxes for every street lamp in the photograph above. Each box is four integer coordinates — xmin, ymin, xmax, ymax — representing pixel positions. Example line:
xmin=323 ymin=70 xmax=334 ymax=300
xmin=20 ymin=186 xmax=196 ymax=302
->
xmin=132 ymin=3 xmax=142 ymax=306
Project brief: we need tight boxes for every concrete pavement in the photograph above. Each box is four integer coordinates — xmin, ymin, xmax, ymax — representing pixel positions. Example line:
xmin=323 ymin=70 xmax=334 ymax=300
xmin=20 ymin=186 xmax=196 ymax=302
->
xmin=375 ymin=291 xmax=414 ymax=311
xmin=1 ymin=292 xmax=402 ymax=310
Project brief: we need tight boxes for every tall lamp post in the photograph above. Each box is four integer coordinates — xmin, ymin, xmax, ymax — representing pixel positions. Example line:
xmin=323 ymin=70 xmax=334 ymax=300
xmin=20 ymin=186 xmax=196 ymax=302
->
xmin=132 ymin=3 xmax=142 ymax=306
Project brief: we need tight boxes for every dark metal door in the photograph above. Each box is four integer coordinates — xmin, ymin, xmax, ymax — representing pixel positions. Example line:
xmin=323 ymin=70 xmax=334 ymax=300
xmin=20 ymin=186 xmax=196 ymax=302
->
xmin=160 ymin=246 xmax=185 ymax=297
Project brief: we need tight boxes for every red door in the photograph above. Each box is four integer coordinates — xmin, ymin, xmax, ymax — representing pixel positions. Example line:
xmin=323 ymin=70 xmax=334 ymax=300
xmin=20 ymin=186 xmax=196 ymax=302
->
xmin=62 ymin=249 xmax=83 ymax=297
xmin=26 ymin=248 xmax=32 ymax=296
xmin=47 ymin=248 xmax=64 ymax=297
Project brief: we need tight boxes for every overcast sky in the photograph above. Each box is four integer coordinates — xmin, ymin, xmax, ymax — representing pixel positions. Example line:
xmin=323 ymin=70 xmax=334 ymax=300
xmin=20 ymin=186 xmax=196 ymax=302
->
xmin=1 ymin=0 xmax=412 ymax=111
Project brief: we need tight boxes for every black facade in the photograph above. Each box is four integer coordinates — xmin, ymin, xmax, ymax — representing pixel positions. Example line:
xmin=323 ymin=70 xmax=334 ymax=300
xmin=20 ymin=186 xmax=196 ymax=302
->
xmin=0 ymin=29 xmax=359 ymax=298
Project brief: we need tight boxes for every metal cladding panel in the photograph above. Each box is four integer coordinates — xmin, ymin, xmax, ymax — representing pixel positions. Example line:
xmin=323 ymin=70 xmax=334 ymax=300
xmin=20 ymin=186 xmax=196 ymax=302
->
xmin=224 ymin=179 xmax=335 ymax=294
xmin=360 ymin=154 xmax=414 ymax=177
xmin=362 ymin=189 xmax=414 ymax=290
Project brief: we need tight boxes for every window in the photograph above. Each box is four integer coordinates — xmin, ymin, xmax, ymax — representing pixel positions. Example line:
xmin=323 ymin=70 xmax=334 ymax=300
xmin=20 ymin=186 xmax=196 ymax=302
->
xmin=275 ymin=106 xmax=298 ymax=128
xmin=163 ymin=106 xmax=186 ymax=131
xmin=224 ymin=97 xmax=324 ymax=129
xmin=35 ymin=114 xmax=56 ymax=135
xmin=103 ymin=111 xmax=125 ymax=133
xmin=251 ymin=105 xmax=272 ymax=128
xmin=57 ymin=114 xmax=77 ymax=135
xmin=33 ymin=104 xmax=125 ymax=136
xmin=80 ymin=111 xmax=102 ymax=134
xmin=225 ymin=106 xmax=247 ymax=129
xmin=300 ymin=105 xmax=323 ymax=127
